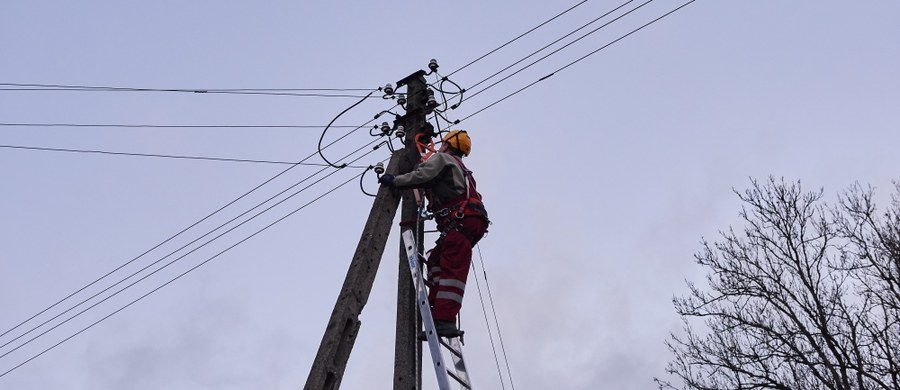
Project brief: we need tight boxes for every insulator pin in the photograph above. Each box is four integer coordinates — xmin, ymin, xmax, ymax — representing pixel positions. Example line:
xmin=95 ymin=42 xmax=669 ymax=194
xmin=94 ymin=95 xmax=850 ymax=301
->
xmin=426 ymin=88 xmax=437 ymax=108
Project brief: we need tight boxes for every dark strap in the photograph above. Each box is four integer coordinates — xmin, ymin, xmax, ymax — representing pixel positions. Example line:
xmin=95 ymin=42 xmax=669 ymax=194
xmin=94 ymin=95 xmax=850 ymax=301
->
xmin=436 ymin=216 xmax=484 ymax=247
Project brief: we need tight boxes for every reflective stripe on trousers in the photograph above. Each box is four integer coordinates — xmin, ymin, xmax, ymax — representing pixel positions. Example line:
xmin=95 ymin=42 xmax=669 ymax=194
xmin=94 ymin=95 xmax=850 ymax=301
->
xmin=426 ymin=216 xmax=488 ymax=322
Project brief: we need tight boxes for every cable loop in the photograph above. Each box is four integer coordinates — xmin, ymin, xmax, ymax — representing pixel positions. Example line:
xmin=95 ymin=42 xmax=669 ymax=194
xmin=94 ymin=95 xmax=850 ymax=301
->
xmin=360 ymin=165 xmax=377 ymax=197
xmin=318 ymin=89 xmax=378 ymax=168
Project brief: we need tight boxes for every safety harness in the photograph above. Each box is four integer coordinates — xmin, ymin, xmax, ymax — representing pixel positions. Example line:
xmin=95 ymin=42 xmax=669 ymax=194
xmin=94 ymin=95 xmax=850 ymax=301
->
xmin=412 ymin=132 xmax=489 ymax=245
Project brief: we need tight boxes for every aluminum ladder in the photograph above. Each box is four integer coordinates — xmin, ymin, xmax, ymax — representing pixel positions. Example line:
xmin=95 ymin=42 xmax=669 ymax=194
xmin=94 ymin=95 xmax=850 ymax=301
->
xmin=401 ymin=229 xmax=472 ymax=390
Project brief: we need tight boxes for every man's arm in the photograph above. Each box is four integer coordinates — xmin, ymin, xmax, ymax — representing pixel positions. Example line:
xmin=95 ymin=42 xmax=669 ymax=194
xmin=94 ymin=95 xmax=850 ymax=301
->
xmin=392 ymin=154 xmax=450 ymax=189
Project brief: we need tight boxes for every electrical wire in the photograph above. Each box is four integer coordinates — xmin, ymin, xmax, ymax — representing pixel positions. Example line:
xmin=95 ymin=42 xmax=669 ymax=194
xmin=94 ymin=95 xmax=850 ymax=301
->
xmin=465 ymin=0 xmax=638 ymax=93
xmin=432 ymin=15 xmax=703 ymax=386
xmin=462 ymin=0 xmax=655 ymax=106
xmin=446 ymin=0 xmax=589 ymax=77
xmin=0 ymin=140 xmax=384 ymax=361
xmin=1 ymin=0 xmax=697 ymax=375
xmin=0 ymin=133 xmax=380 ymax=346
xmin=453 ymin=0 xmax=698 ymax=127
xmin=429 ymin=0 xmax=640 ymax=126
xmin=318 ymin=89 xmax=379 ymax=168
xmin=0 ymin=83 xmax=377 ymax=98
xmin=0 ymin=83 xmax=375 ymax=91
xmin=0 ymin=112 xmax=382 ymax=342
xmin=0 ymin=159 xmax=380 ymax=379
xmin=470 ymin=248 xmax=509 ymax=390
xmin=0 ymin=144 xmax=367 ymax=168
xmin=476 ymin=244 xmax=517 ymax=390
xmin=0 ymin=123 xmax=358 ymax=129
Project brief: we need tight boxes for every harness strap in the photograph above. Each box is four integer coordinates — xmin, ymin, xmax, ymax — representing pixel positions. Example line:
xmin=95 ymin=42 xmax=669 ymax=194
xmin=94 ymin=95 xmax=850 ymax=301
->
xmin=399 ymin=219 xmax=418 ymax=228
xmin=415 ymin=133 xmax=436 ymax=162
xmin=448 ymin=155 xmax=478 ymax=218
xmin=435 ymin=215 xmax=486 ymax=249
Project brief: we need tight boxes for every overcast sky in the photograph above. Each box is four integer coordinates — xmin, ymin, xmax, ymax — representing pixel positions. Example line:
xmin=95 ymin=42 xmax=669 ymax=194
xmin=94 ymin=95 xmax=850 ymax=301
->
xmin=2 ymin=1 xmax=899 ymax=389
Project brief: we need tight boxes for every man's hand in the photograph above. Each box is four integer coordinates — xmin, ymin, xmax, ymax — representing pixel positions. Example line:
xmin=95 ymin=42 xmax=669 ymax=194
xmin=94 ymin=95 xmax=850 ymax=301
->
xmin=378 ymin=173 xmax=395 ymax=186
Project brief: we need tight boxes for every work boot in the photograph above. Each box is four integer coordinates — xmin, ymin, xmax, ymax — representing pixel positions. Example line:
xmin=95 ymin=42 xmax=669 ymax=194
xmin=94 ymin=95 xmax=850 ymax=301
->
xmin=434 ymin=320 xmax=462 ymax=338
xmin=417 ymin=320 xmax=463 ymax=341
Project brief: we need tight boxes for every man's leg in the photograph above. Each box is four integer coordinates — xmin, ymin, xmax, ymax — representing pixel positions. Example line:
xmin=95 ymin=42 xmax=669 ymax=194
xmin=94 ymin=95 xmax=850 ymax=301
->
xmin=431 ymin=229 xmax=472 ymax=323
xmin=432 ymin=217 xmax=487 ymax=322
xmin=425 ymin=246 xmax=442 ymax=306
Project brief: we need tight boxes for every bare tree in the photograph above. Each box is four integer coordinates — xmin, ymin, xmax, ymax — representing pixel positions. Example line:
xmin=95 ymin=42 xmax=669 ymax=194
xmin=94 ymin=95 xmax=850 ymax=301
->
xmin=657 ymin=178 xmax=900 ymax=390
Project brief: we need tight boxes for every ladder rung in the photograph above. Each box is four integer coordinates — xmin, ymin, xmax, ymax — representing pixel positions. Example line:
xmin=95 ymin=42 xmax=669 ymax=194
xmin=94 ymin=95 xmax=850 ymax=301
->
xmin=447 ymin=370 xmax=472 ymax=389
xmin=402 ymin=229 xmax=472 ymax=390
xmin=440 ymin=339 xmax=463 ymax=358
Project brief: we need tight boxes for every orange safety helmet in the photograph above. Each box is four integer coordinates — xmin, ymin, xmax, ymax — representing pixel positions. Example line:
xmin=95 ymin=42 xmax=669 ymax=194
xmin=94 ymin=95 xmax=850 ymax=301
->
xmin=442 ymin=130 xmax=471 ymax=156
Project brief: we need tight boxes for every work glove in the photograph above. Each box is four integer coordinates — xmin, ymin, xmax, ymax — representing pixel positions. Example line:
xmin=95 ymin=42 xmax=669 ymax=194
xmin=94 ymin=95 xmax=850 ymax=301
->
xmin=378 ymin=173 xmax=395 ymax=186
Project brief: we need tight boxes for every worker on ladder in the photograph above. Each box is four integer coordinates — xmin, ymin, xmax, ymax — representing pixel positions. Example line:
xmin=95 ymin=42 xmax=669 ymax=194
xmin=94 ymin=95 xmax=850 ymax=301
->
xmin=379 ymin=129 xmax=489 ymax=338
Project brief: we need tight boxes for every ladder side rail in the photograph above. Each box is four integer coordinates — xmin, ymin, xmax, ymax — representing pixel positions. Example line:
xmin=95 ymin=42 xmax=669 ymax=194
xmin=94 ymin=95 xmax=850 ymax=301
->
xmin=402 ymin=230 xmax=452 ymax=390
xmin=447 ymin=338 xmax=472 ymax=388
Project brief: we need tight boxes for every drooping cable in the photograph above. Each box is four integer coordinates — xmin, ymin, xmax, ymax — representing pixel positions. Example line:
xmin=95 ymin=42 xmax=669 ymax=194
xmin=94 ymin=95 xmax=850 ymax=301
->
xmin=0 ymin=141 xmax=384 ymax=361
xmin=476 ymin=244 xmax=517 ymax=390
xmin=318 ymin=89 xmax=378 ymax=168
xmin=452 ymin=0 xmax=698 ymax=127
xmin=0 ymin=159 xmax=381 ymax=379
xmin=0 ymin=144 xmax=367 ymax=168
xmin=446 ymin=0 xmax=589 ymax=77
xmin=0 ymin=112 xmax=382 ymax=342
xmin=470 ymin=248 xmax=508 ymax=390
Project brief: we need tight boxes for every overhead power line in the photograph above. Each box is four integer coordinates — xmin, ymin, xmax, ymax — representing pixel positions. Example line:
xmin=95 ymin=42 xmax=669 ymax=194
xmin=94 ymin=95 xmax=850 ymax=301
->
xmin=0 ymin=141 xmax=382 ymax=362
xmin=0 ymin=0 xmax=699 ymax=378
xmin=456 ymin=0 xmax=698 ymax=126
xmin=0 ymin=105 xmax=384 ymax=344
xmin=0 ymin=157 xmax=380 ymax=379
xmin=0 ymin=123 xmax=358 ymax=129
xmin=0 ymin=144 xmax=369 ymax=168
xmin=466 ymin=0 xmax=639 ymax=93
xmin=463 ymin=0 xmax=654 ymax=105
xmin=447 ymin=0 xmax=589 ymax=77
xmin=0 ymin=83 xmax=377 ymax=98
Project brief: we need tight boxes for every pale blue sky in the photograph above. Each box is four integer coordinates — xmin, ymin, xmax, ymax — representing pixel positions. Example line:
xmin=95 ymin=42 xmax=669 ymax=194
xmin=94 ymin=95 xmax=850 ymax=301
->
xmin=2 ymin=1 xmax=899 ymax=389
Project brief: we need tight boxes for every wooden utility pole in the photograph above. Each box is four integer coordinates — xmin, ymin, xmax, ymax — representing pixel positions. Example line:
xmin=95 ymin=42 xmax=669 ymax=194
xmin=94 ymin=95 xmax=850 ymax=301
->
xmin=304 ymin=69 xmax=432 ymax=390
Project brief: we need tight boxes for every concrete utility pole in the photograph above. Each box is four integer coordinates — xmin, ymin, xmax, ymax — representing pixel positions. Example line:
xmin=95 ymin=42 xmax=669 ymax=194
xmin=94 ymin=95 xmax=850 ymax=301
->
xmin=302 ymin=151 xmax=404 ymax=390
xmin=304 ymin=69 xmax=433 ymax=390
xmin=393 ymin=71 xmax=430 ymax=390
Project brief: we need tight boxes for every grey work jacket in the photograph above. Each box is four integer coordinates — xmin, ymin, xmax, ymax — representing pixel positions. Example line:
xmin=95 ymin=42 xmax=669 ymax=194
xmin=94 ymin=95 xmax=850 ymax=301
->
xmin=393 ymin=152 xmax=468 ymax=207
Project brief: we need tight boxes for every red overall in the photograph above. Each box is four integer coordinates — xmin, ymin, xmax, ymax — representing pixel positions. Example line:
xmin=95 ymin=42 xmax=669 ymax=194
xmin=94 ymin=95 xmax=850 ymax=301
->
xmin=426 ymin=156 xmax=489 ymax=322
xmin=427 ymin=216 xmax=488 ymax=321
